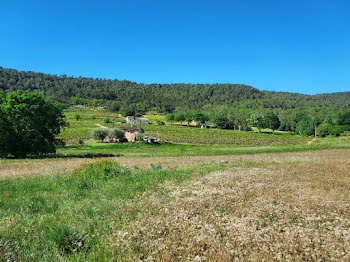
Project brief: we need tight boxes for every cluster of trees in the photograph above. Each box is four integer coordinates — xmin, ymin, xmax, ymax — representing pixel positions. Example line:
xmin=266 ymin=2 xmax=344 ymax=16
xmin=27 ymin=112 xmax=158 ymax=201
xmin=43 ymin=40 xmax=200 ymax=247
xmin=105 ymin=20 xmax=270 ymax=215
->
xmin=165 ymin=110 xmax=280 ymax=132
xmin=0 ymin=91 xmax=66 ymax=158
xmin=91 ymin=128 xmax=125 ymax=142
xmin=165 ymin=111 xmax=209 ymax=126
xmin=165 ymin=107 xmax=350 ymax=137
xmin=1 ymin=67 xmax=350 ymax=114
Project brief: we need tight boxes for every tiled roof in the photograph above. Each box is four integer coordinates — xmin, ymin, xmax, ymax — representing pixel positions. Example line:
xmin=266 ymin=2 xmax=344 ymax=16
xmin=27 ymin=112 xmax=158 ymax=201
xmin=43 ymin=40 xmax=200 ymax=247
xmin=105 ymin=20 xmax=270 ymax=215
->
xmin=119 ymin=126 xmax=142 ymax=133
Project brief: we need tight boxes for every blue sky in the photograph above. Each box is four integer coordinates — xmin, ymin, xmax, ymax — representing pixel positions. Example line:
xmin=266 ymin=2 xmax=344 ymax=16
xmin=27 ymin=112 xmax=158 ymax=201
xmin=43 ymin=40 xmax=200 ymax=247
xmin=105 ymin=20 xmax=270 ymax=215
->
xmin=1 ymin=0 xmax=349 ymax=94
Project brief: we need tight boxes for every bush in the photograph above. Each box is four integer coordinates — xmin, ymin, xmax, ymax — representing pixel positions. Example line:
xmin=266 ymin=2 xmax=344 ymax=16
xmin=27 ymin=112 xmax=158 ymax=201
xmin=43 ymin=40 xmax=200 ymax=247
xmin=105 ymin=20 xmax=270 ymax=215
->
xmin=317 ymin=123 xmax=331 ymax=137
xmin=74 ymin=114 xmax=81 ymax=121
xmin=329 ymin=125 xmax=350 ymax=136
xmin=72 ymin=159 xmax=131 ymax=184
xmin=91 ymin=128 xmax=108 ymax=141
xmin=104 ymin=117 xmax=111 ymax=124
xmin=136 ymin=132 xmax=145 ymax=141
xmin=156 ymin=120 xmax=165 ymax=125
xmin=296 ymin=119 xmax=314 ymax=136
xmin=108 ymin=128 xmax=125 ymax=140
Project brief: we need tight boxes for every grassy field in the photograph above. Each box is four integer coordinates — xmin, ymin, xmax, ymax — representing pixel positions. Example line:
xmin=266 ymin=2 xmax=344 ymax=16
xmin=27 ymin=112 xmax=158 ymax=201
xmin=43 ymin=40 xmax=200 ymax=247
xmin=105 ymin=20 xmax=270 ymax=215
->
xmin=60 ymin=106 xmax=125 ymax=144
xmin=1 ymin=150 xmax=350 ymax=261
xmin=2 ymin=106 xmax=350 ymax=260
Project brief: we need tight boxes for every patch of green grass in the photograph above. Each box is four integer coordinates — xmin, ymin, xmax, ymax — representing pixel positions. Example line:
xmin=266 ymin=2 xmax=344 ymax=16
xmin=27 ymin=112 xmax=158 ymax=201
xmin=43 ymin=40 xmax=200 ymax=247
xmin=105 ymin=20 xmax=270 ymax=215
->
xmin=0 ymin=159 xmax=226 ymax=261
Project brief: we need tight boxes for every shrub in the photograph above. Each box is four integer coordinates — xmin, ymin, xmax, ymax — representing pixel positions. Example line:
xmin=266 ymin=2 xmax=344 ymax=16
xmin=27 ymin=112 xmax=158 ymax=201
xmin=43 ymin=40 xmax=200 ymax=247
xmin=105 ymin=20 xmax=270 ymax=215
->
xmin=74 ymin=114 xmax=81 ymax=121
xmin=317 ymin=123 xmax=331 ymax=137
xmin=104 ymin=117 xmax=111 ymax=124
xmin=72 ymin=159 xmax=131 ymax=186
xmin=329 ymin=125 xmax=350 ymax=136
xmin=91 ymin=128 xmax=108 ymax=141
xmin=136 ymin=132 xmax=145 ymax=141
xmin=108 ymin=128 xmax=125 ymax=140
xmin=156 ymin=120 xmax=165 ymax=125
xmin=296 ymin=119 xmax=314 ymax=136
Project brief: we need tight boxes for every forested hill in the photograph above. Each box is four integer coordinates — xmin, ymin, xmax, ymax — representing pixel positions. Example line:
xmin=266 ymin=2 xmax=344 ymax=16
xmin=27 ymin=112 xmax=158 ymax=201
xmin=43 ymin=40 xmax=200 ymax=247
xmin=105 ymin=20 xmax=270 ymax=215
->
xmin=1 ymin=67 xmax=349 ymax=113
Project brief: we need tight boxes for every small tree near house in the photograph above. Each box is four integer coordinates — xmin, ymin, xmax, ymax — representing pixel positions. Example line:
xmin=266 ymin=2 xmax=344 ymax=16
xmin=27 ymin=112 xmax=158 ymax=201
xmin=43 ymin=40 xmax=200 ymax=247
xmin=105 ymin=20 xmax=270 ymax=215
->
xmin=108 ymin=128 xmax=125 ymax=140
xmin=91 ymin=128 xmax=109 ymax=142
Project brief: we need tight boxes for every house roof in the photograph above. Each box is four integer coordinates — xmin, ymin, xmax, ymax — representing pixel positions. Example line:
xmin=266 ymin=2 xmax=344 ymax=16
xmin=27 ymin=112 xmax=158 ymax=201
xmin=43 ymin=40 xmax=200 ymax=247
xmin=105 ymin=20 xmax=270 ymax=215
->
xmin=119 ymin=126 xmax=143 ymax=133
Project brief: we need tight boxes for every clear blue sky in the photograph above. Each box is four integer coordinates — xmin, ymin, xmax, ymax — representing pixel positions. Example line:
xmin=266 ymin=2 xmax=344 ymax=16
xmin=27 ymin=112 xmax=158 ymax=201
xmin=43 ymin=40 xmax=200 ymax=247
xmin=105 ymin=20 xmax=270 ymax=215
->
xmin=1 ymin=0 xmax=349 ymax=94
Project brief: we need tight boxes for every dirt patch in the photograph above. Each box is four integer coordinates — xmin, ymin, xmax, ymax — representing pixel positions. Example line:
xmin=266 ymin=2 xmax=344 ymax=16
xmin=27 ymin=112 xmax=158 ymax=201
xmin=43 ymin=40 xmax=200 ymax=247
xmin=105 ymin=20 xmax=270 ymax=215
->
xmin=95 ymin=123 xmax=108 ymax=129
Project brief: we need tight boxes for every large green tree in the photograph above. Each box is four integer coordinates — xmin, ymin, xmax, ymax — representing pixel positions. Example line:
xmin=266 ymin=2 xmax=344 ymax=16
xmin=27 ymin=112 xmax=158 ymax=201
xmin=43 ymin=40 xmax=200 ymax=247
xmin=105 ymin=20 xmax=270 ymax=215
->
xmin=263 ymin=112 xmax=280 ymax=134
xmin=247 ymin=113 xmax=265 ymax=133
xmin=0 ymin=91 xmax=66 ymax=158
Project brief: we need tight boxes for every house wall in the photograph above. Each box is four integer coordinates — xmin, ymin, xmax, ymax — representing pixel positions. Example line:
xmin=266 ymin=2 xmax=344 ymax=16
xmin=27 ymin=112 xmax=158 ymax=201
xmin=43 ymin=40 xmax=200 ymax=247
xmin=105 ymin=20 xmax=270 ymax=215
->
xmin=125 ymin=132 xmax=138 ymax=142
xmin=126 ymin=117 xmax=149 ymax=124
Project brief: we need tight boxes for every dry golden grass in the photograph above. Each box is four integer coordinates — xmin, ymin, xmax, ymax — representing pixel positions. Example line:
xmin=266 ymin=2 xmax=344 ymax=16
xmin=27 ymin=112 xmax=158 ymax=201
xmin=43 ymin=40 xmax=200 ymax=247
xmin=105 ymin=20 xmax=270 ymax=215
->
xmin=1 ymin=149 xmax=349 ymax=179
xmin=114 ymin=150 xmax=350 ymax=261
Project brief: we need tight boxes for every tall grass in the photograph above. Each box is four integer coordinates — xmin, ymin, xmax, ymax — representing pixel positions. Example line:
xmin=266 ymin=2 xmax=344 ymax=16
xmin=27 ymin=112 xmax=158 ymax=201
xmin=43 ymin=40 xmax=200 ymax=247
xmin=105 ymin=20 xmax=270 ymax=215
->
xmin=0 ymin=159 xmax=224 ymax=261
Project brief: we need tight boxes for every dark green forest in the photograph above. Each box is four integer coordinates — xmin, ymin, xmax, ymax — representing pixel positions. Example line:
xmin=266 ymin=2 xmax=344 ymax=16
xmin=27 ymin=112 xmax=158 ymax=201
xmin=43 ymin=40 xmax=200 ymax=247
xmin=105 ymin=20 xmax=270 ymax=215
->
xmin=1 ymin=67 xmax=349 ymax=113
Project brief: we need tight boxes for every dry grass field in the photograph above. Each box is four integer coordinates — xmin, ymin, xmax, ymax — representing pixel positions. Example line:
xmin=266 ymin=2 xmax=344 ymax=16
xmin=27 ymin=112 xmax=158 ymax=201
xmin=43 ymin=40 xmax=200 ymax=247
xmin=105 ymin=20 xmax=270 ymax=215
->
xmin=1 ymin=149 xmax=348 ymax=179
xmin=114 ymin=149 xmax=350 ymax=261
xmin=1 ymin=148 xmax=350 ymax=261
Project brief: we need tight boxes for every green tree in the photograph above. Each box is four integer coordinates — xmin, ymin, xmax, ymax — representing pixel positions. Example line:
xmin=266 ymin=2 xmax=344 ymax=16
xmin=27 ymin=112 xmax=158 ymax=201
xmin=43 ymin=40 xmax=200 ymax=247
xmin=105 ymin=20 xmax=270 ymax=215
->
xmin=108 ymin=128 xmax=125 ymax=140
xmin=0 ymin=90 xmax=66 ymax=158
xmin=165 ymin=113 xmax=175 ymax=125
xmin=337 ymin=109 xmax=350 ymax=125
xmin=184 ymin=111 xmax=193 ymax=126
xmin=211 ymin=114 xmax=233 ymax=129
xmin=316 ymin=123 xmax=331 ymax=137
xmin=247 ymin=113 xmax=265 ymax=133
xmin=192 ymin=111 xmax=209 ymax=126
xmin=175 ymin=112 xmax=185 ymax=125
xmin=91 ymin=128 xmax=108 ymax=142
xmin=295 ymin=118 xmax=314 ymax=136
xmin=263 ymin=112 xmax=280 ymax=134
xmin=119 ymin=106 xmax=135 ymax=117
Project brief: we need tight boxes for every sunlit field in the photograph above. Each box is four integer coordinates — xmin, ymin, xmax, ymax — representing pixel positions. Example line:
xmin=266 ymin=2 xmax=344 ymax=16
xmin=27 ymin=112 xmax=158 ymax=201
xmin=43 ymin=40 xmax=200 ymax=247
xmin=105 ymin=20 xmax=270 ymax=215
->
xmin=1 ymin=149 xmax=350 ymax=261
xmin=1 ymin=106 xmax=350 ymax=261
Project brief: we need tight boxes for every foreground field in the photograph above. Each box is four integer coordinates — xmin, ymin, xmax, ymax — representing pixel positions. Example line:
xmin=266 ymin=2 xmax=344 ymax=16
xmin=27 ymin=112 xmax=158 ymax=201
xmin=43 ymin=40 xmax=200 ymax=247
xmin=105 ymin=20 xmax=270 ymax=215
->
xmin=116 ymin=149 xmax=350 ymax=261
xmin=1 ymin=149 xmax=350 ymax=261
xmin=1 ymin=136 xmax=349 ymax=179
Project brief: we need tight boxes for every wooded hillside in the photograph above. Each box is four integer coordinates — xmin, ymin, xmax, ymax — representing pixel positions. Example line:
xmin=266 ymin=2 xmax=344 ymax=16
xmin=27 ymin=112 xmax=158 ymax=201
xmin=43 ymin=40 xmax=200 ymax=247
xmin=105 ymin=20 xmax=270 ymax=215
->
xmin=1 ymin=67 xmax=349 ymax=112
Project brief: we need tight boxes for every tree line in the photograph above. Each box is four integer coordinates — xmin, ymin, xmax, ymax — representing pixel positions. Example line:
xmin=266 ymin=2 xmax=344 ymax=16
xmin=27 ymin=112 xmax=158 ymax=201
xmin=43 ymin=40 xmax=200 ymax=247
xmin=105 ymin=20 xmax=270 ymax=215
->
xmin=164 ymin=107 xmax=350 ymax=137
xmin=1 ymin=67 xmax=350 ymax=115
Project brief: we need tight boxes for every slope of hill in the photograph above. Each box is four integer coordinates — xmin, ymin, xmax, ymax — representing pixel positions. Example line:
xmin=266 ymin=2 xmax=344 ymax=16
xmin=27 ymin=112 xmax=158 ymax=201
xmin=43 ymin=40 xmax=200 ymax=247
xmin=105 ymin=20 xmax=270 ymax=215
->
xmin=0 ymin=67 xmax=349 ymax=112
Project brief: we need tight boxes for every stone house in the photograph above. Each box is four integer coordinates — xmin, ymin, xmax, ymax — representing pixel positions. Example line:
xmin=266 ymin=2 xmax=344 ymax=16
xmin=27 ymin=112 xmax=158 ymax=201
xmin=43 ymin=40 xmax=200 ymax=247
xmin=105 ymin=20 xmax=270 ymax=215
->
xmin=126 ymin=116 xmax=149 ymax=124
xmin=119 ymin=126 xmax=143 ymax=142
